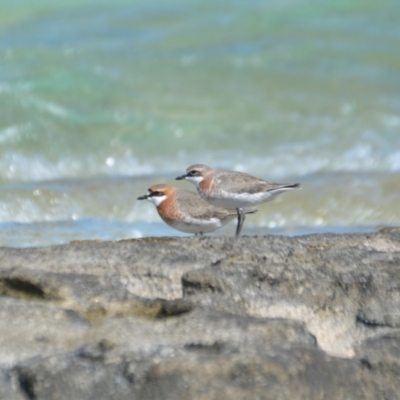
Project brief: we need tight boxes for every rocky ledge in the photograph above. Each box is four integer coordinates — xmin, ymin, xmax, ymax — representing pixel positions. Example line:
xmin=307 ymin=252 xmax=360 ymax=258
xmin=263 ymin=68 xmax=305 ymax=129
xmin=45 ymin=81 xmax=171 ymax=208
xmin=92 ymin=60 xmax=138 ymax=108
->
xmin=1 ymin=229 xmax=400 ymax=399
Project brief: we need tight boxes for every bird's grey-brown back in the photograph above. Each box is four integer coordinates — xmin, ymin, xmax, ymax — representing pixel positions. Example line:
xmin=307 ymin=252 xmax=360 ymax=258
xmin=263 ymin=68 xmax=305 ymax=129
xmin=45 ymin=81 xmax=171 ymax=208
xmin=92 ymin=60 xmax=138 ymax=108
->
xmin=207 ymin=168 xmax=299 ymax=195
xmin=183 ymin=164 xmax=299 ymax=194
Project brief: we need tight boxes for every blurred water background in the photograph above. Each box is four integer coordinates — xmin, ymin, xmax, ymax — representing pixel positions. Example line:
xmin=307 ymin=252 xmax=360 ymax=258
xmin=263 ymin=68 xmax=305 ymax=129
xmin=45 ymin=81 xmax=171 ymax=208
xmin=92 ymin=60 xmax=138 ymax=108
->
xmin=0 ymin=0 xmax=399 ymax=247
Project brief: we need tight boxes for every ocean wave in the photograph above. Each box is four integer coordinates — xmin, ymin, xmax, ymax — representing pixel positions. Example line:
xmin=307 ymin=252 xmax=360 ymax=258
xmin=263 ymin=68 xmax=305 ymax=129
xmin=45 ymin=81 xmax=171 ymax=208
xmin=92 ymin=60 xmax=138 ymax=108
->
xmin=0 ymin=137 xmax=399 ymax=184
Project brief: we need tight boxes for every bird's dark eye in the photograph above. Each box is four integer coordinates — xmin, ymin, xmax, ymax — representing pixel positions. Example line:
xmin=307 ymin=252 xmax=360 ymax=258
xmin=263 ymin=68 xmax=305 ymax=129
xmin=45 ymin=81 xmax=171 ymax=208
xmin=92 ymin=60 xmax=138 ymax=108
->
xmin=151 ymin=191 xmax=164 ymax=197
xmin=188 ymin=170 xmax=198 ymax=176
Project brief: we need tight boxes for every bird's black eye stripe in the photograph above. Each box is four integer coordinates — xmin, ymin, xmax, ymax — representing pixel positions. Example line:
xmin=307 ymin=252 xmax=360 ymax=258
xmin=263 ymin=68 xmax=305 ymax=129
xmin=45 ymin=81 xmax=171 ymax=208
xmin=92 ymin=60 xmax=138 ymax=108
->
xmin=188 ymin=170 xmax=199 ymax=176
xmin=149 ymin=191 xmax=164 ymax=197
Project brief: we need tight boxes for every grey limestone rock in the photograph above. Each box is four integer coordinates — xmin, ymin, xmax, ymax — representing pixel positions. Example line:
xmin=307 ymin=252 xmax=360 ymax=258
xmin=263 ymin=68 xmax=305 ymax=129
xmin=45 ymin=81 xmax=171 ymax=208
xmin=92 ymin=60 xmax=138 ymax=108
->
xmin=0 ymin=228 xmax=399 ymax=399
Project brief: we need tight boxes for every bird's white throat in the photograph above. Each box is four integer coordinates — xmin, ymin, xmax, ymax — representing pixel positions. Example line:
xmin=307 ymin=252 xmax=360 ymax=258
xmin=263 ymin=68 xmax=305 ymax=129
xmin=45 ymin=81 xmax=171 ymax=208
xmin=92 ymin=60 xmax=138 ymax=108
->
xmin=185 ymin=175 xmax=204 ymax=187
xmin=148 ymin=194 xmax=167 ymax=207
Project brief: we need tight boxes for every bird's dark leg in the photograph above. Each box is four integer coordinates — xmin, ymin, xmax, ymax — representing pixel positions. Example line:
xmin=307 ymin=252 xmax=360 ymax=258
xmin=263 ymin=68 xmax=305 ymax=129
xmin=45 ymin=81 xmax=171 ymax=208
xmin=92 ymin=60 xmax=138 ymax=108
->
xmin=235 ymin=208 xmax=245 ymax=237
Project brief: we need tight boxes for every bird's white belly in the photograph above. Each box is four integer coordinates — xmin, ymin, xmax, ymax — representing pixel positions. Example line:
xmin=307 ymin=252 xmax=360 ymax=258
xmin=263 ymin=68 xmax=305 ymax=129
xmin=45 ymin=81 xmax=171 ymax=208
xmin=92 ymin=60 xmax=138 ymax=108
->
xmin=167 ymin=216 xmax=232 ymax=234
xmin=202 ymin=190 xmax=275 ymax=208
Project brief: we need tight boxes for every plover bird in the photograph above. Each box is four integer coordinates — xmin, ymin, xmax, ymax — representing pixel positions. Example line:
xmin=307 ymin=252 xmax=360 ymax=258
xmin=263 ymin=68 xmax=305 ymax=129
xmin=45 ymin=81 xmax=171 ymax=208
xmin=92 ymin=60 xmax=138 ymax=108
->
xmin=137 ymin=184 xmax=256 ymax=236
xmin=176 ymin=164 xmax=300 ymax=237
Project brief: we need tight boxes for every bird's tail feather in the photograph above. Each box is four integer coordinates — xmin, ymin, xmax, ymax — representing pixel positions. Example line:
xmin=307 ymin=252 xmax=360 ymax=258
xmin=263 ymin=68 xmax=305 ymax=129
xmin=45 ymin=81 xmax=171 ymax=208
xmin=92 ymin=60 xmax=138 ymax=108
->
xmin=268 ymin=183 xmax=300 ymax=193
xmin=244 ymin=209 xmax=258 ymax=215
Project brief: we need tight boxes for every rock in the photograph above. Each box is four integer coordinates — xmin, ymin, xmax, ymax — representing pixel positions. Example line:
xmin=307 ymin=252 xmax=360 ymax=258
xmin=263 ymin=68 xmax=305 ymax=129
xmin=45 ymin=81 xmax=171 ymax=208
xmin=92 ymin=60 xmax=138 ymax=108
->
xmin=0 ymin=238 xmax=204 ymax=300
xmin=354 ymin=335 xmax=400 ymax=400
xmin=0 ymin=229 xmax=399 ymax=399
xmin=136 ymin=348 xmax=378 ymax=400
xmin=182 ymin=232 xmax=400 ymax=357
xmin=0 ymin=369 xmax=25 ymax=400
xmin=8 ymin=312 xmax=316 ymax=400
xmin=0 ymin=297 xmax=88 ymax=367
xmin=11 ymin=355 xmax=134 ymax=400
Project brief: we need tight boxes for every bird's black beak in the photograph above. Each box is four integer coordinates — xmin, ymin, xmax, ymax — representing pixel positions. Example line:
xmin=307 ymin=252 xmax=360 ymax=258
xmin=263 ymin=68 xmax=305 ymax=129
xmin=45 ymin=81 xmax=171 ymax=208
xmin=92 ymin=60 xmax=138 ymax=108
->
xmin=137 ymin=194 xmax=149 ymax=200
xmin=175 ymin=174 xmax=187 ymax=180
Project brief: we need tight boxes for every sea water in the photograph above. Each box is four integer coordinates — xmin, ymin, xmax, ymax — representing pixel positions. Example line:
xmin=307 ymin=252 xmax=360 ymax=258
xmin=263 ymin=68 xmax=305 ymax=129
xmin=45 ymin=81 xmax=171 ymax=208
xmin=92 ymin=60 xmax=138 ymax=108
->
xmin=0 ymin=0 xmax=399 ymax=246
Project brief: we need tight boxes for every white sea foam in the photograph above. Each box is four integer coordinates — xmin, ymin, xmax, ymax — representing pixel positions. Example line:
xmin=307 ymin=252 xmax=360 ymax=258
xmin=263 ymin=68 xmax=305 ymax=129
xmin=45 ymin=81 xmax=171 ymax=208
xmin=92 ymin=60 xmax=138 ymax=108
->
xmin=0 ymin=132 xmax=399 ymax=184
xmin=0 ymin=125 xmax=24 ymax=144
xmin=22 ymin=95 xmax=70 ymax=118
xmin=0 ymin=152 xmax=156 ymax=182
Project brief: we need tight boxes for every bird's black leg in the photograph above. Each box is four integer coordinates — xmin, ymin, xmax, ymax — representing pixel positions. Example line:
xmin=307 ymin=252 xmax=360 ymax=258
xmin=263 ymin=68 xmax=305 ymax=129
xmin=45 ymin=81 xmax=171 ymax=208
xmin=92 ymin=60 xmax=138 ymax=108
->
xmin=235 ymin=208 xmax=245 ymax=237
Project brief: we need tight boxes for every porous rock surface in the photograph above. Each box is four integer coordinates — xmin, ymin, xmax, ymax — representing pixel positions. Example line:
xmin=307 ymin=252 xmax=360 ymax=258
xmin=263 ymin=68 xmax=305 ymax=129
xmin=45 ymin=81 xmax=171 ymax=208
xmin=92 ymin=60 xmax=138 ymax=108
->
xmin=1 ymin=229 xmax=400 ymax=399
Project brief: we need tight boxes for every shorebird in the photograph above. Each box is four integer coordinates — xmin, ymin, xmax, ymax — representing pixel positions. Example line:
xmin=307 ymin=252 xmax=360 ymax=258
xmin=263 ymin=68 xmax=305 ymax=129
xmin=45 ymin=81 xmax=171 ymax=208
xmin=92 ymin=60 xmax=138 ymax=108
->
xmin=176 ymin=164 xmax=300 ymax=237
xmin=137 ymin=184 xmax=256 ymax=236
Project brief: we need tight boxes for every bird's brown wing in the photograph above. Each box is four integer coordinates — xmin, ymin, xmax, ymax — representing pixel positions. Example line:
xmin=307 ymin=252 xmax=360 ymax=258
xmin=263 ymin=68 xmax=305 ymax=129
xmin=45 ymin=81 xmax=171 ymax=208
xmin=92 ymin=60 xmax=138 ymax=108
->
xmin=213 ymin=170 xmax=287 ymax=194
xmin=174 ymin=189 xmax=235 ymax=220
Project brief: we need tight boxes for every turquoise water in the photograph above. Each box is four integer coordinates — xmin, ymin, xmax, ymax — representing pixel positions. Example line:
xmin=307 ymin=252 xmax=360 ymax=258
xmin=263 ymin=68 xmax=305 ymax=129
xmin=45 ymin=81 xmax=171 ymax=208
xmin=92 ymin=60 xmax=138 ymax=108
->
xmin=1 ymin=0 xmax=400 ymax=246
